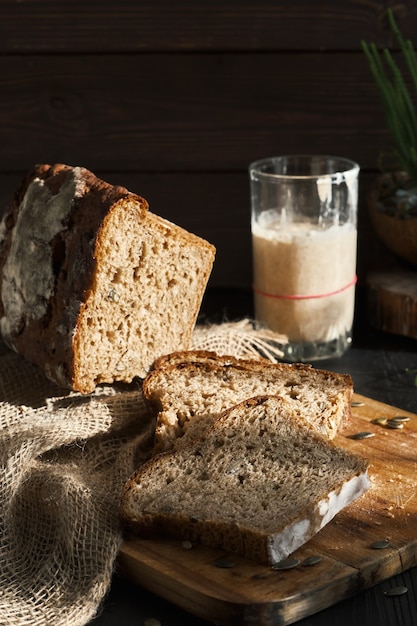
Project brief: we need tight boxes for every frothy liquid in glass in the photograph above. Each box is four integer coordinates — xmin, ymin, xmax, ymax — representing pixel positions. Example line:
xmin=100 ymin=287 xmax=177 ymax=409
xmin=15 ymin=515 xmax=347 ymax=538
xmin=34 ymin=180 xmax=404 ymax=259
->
xmin=252 ymin=217 xmax=357 ymax=344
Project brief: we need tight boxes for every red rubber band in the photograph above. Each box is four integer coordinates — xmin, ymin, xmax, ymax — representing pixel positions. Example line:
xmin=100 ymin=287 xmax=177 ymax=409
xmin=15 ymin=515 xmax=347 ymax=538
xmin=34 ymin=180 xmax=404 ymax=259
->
xmin=253 ymin=275 xmax=358 ymax=300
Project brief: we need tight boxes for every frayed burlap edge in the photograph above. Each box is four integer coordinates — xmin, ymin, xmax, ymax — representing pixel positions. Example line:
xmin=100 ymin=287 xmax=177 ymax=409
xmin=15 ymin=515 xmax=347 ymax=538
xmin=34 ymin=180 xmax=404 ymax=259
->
xmin=191 ymin=318 xmax=287 ymax=361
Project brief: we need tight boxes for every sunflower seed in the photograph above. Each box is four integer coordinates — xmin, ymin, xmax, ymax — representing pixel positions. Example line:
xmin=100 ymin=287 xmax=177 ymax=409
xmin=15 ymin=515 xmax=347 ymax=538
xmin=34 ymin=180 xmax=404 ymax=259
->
xmin=351 ymin=400 xmax=365 ymax=407
xmin=384 ymin=586 xmax=408 ymax=597
xmin=370 ymin=539 xmax=390 ymax=550
xmin=385 ymin=420 xmax=404 ymax=430
xmin=302 ymin=555 xmax=322 ymax=566
xmin=348 ymin=431 xmax=375 ymax=440
xmin=389 ymin=415 xmax=410 ymax=423
xmin=272 ymin=558 xmax=300 ymax=570
xmin=372 ymin=417 xmax=388 ymax=426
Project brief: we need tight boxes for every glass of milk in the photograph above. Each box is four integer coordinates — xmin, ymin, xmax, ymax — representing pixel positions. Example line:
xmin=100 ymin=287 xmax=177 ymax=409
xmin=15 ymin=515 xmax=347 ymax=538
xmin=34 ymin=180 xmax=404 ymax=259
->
xmin=249 ymin=155 xmax=360 ymax=362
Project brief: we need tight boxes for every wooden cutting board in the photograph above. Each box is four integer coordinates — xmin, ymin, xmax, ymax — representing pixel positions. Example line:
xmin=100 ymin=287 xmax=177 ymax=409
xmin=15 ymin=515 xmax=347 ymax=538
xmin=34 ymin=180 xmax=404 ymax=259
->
xmin=118 ymin=394 xmax=417 ymax=626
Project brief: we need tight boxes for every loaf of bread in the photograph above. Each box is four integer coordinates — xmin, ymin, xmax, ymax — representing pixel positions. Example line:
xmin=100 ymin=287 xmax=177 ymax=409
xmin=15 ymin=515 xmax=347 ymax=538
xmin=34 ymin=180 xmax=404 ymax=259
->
xmin=143 ymin=350 xmax=354 ymax=450
xmin=0 ymin=164 xmax=215 ymax=393
xmin=120 ymin=395 xmax=370 ymax=565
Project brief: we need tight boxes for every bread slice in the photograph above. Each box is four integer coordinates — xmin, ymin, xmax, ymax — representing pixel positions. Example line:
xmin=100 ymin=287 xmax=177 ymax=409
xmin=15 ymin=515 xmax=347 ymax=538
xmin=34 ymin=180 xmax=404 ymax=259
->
xmin=0 ymin=164 xmax=215 ymax=393
xmin=143 ymin=350 xmax=353 ymax=450
xmin=120 ymin=395 xmax=370 ymax=565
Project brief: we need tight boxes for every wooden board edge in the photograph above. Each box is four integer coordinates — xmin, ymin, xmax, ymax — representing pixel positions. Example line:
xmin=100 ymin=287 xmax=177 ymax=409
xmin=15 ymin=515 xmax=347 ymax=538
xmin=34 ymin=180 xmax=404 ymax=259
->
xmin=117 ymin=539 xmax=362 ymax=626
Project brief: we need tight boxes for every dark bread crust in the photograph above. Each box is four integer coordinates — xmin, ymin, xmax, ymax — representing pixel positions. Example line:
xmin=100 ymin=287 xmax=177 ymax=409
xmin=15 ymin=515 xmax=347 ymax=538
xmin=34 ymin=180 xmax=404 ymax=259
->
xmin=0 ymin=164 xmax=148 ymax=389
xmin=0 ymin=163 xmax=148 ymax=387
xmin=0 ymin=164 xmax=216 ymax=393
xmin=149 ymin=349 xmax=353 ymax=392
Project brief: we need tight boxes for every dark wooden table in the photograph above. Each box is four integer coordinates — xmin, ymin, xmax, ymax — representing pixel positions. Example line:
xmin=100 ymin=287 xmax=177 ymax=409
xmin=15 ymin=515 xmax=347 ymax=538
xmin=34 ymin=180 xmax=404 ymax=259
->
xmin=91 ymin=288 xmax=417 ymax=626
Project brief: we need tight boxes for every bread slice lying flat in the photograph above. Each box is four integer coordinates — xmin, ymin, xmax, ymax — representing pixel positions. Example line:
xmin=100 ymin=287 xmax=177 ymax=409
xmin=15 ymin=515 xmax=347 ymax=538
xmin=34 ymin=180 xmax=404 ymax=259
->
xmin=143 ymin=350 xmax=354 ymax=451
xmin=0 ymin=165 xmax=215 ymax=393
xmin=120 ymin=395 xmax=370 ymax=565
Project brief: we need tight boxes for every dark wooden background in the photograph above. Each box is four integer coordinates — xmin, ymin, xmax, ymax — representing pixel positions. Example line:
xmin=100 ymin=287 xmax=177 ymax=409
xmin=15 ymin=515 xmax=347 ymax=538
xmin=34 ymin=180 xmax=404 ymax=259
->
xmin=1 ymin=0 xmax=416 ymax=289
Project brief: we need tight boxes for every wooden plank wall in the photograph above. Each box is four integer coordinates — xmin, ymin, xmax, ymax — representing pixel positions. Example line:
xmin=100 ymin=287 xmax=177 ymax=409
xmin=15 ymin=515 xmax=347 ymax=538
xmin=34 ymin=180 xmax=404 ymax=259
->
xmin=1 ymin=0 xmax=416 ymax=289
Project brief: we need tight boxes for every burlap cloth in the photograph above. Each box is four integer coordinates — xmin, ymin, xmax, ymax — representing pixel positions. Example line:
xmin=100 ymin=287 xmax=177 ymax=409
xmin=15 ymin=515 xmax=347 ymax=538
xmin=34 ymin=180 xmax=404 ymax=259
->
xmin=0 ymin=320 xmax=285 ymax=626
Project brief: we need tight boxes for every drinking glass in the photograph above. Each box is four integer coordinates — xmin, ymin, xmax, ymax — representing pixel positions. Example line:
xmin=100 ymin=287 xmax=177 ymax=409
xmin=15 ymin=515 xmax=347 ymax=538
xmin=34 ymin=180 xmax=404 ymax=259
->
xmin=249 ymin=155 xmax=359 ymax=361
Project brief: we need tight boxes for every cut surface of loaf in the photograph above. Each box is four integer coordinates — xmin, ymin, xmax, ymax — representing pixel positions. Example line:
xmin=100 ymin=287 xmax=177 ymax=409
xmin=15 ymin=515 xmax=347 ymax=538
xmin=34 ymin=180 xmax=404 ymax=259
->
xmin=0 ymin=165 xmax=215 ymax=393
xmin=143 ymin=350 xmax=354 ymax=450
xmin=121 ymin=395 xmax=370 ymax=565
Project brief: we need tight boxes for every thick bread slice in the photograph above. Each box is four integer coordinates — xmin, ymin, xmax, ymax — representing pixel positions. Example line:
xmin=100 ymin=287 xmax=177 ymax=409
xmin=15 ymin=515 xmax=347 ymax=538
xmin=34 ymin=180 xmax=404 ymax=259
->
xmin=143 ymin=350 xmax=353 ymax=450
xmin=120 ymin=395 xmax=370 ymax=565
xmin=0 ymin=164 xmax=215 ymax=393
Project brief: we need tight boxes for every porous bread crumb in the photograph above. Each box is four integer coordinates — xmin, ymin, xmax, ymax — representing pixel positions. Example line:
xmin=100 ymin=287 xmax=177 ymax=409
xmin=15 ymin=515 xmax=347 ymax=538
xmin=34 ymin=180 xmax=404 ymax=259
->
xmin=73 ymin=199 xmax=212 ymax=391
xmin=121 ymin=395 xmax=369 ymax=565
xmin=143 ymin=351 xmax=353 ymax=449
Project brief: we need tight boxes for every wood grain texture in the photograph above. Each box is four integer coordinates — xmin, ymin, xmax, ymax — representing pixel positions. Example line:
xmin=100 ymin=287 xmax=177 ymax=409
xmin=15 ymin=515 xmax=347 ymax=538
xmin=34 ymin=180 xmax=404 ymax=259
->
xmin=0 ymin=53 xmax=387 ymax=170
xmin=118 ymin=394 xmax=417 ymax=626
xmin=1 ymin=1 xmax=415 ymax=52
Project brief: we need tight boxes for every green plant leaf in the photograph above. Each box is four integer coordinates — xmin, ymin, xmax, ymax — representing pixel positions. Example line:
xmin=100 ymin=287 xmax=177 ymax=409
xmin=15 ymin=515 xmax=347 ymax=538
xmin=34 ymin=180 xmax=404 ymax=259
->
xmin=362 ymin=9 xmax=417 ymax=188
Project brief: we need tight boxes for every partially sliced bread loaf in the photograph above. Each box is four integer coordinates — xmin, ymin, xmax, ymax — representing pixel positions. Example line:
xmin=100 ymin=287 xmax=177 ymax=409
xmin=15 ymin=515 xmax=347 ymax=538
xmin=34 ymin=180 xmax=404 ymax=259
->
xmin=120 ymin=395 xmax=370 ymax=565
xmin=0 ymin=164 xmax=215 ymax=393
xmin=143 ymin=350 xmax=353 ymax=450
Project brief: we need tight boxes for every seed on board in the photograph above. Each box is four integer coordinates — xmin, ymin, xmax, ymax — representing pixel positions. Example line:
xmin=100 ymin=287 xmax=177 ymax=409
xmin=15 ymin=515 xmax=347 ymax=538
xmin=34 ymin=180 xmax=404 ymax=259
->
xmin=212 ymin=558 xmax=235 ymax=568
xmin=302 ymin=555 xmax=322 ymax=566
xmin=181 ymin=540 xmax=193 ymax=550
xmin=272 ymin=558 xmax=300 ymax=570
xmin=370 ymin=539 xmax=390 ymax=550
xmin=351 ymin=400 xmax=365 ymax=407
xmin=385 ymin=420 xmax=404 ymax=430
xmin=372 ymin=417 xmax=388 ymax=426
xmin=384 ymin=586 xmax=408 ymax=597
xmin=347 ymin=431 xmax=375 ymax=440
xmin=389 ymin=415 xmax=410 ymax=423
